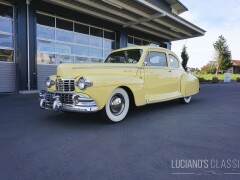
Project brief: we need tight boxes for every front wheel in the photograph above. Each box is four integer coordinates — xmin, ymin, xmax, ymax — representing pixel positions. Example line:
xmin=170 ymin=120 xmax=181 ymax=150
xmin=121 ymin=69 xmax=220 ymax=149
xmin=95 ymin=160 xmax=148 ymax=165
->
xmin=179 ymin=96 xmax=192 ymax=104
xmin=101 ymin=88 xmax=129 ymax=123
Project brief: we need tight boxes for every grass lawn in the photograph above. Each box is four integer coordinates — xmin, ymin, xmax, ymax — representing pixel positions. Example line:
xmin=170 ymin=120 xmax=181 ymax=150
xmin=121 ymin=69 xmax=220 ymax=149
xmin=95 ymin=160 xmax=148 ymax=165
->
xmin=195 ymin=74 xmax=240 ymax=81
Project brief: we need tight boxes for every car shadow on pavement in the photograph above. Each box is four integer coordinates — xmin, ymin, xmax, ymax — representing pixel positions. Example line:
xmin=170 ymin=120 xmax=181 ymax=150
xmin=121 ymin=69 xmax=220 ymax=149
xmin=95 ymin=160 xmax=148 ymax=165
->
xmin=43 ymin=98 xmax=199 ymax=126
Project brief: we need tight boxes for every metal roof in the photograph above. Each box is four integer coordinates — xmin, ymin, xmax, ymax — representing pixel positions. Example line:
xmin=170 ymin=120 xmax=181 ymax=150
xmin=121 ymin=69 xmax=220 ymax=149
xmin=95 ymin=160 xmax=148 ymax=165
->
xmin=45 ymin=0 xmax=206 ymax=41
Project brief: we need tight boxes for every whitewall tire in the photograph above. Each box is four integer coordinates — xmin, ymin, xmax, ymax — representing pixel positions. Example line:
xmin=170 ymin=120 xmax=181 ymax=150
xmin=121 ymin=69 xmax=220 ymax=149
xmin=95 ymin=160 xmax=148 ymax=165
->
xmin=101 ymin=88 xmax=129 ymax=123
xmin=179 ymin=96 xmax=192 ymax=104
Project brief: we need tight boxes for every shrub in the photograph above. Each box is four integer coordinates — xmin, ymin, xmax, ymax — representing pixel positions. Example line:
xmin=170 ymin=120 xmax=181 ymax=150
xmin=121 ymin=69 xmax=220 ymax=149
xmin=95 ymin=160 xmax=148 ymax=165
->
xmin=236 ymin=77 xmax=240 ymax=83
xmin=212 ymin=77 xmax=219 ymax=83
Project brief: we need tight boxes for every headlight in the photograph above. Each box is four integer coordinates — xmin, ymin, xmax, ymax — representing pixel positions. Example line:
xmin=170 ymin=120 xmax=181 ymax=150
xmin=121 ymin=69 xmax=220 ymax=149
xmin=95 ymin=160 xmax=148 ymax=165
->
xmin=77 ymin=77 xmax=93 ymax=90
xmin=45 ymin=77 xmax=55 ymax=88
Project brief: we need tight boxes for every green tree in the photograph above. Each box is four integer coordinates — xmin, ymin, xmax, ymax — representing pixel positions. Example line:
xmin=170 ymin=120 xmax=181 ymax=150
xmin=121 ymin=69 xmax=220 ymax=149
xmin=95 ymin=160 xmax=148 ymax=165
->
xmin=213 ymin=35 xmax=232 ymax=74
xmin=181 ymin=45 xmax=189 ymax=71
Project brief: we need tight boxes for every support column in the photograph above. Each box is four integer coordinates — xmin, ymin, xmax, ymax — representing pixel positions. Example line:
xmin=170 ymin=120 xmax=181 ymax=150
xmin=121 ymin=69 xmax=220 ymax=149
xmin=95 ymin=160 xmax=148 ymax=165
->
xmin=16 ymin=0 xmax=36 ymax=91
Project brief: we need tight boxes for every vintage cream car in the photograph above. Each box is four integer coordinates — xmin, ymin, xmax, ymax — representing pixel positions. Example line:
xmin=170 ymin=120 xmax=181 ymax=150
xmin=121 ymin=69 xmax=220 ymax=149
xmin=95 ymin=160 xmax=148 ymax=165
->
xmin=39 ymin=46 xmax=199 ymax=123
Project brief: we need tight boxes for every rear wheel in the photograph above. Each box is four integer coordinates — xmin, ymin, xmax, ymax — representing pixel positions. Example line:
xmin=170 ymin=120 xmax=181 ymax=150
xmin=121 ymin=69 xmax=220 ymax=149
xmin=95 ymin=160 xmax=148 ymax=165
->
xmin=101 ymin=88 xmax=129 ymax=123
xmin=179 ymin=96 xmax=192 ymax=104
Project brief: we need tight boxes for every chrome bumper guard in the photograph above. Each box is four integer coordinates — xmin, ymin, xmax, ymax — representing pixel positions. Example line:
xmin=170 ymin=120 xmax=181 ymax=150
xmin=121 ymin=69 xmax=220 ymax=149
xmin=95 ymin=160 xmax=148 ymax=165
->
xmin=39 ymin=90 xmax=99 ymax=112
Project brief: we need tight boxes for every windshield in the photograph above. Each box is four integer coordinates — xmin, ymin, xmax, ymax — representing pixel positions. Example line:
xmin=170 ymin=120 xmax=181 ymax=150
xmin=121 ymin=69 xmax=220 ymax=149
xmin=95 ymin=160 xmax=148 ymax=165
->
xmin=104 ymin=49 xmax=143 ymax=63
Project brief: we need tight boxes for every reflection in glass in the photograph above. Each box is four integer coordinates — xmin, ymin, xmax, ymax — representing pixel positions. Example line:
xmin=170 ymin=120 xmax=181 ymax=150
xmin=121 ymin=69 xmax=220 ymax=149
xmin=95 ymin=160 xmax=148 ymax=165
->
xmin=104 ymin=49 xmax=112 ymax=58
xmin=0 ymin=49 xmax=13 ymax=62
xmin=90 ymin=58 xmax=103 ymax=63
xmin=104 ymin=39 xmax=115 ymax=49
xmin=55 ymin=54 xmax=74 ymax=63
xmin=89 ymin=48 xmax=103 ymax=58
xmin=37 ymin=26 xmax=55 ymax=40
xmin=37 ymin=40 xmax=54 ymax=52
xmin=90 ymin=27 xmax=103 ymax=38
xmin=75 ymin=45 xmax=88 ymax=56
xmin=37 ymin=14 xmax=55 ymax=27
xmin=0 ymin=4 xmax=13 ymax=18
xmin=75 ymin=56 xmax=90 ymax=63
xmin=75 ymin=33 xmax=89 ymax=45
xmin=55 ymin=43 xmax=74 ymax=54
xmin=56 ymin=29 xmax=74 ymax=42
xmin=0 ymin=19 xmax=12 ymax=33
xmin=0 ymin=34 xmax=13 ymax=47
xmin=37 ymin=53 xmax=55 ymax=64
xmin=90 ymin=36 xmax=103 ymax=47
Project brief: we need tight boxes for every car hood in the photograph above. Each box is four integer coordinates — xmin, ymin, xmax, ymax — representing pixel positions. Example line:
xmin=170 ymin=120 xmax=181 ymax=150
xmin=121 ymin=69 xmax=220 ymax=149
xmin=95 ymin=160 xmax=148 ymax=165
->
xmin=56 ymin=63 xmax=141 ymax=79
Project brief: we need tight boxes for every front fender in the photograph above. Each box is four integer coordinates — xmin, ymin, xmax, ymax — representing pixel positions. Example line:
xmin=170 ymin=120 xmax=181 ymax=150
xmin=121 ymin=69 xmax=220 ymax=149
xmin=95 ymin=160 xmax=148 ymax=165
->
xmin=75 ymin=75 xmax=146 ymax=110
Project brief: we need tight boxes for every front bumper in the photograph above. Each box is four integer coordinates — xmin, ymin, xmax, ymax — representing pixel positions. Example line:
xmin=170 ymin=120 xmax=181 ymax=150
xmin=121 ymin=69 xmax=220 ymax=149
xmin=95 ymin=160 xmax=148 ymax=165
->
xmin=39 ymin=91 xmax=99 ymax=113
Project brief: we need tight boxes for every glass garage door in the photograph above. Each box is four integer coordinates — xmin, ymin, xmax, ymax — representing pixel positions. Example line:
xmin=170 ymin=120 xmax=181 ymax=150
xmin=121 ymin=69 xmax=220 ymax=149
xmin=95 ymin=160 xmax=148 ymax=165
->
xmin=127 ymin=35 xmax=161 ymax=47
xmin=36 ymin=12 xmax=116 ymax=90
xmin=0 ymin=3 xmax=15 ymax=92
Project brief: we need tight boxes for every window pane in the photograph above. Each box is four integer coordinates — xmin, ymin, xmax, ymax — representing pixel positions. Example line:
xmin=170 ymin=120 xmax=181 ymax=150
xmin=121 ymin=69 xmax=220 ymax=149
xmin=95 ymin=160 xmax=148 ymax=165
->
xmin=0 ymin=19 xmax=12 ymax=33
xmin=89 ymin=48 xmax=103 ymax=58
xmin=105 ymin=49 xmax=142 ymax=63
xmin=128 ymin=36 xmax=133 ymax=44
xmin=90 ymin=58 xmax=103 ymax=63
xmin=127 ymin=43 xmax=134 ymax=47
xmin=0 ymin=4 xmax=13 ymax=18
xmin=56 ymin=18 xmax=73 ymax=31
xmin=75 ymin=45 xmax=88 ymax=56
xmin=56 ymin=43 xmax=74 ymax=54
xmin=75 ymin=33 xmax=89 ymax=45
xmin=75 ymin=56 xmax=90 ymax=63
xmin=134 ymin=38 xmax=141 ymax=45
xmin=37 ymin=14 xmax=55 ymax=27
xmin=75 ymin=23 xmax=89 ymax=35
xmin=169 ymin=55 xmax=179 ymax=68
xmin=104 ymin=49 xmax=112 ymax=58
xmin=142 ymin=40 xmax=149 ymax=45
xmin=90 ymin=27 xmax=103 ymax=37
xmin=37 ymin=53 xmax=55 ymax=64
xmin=0 ymin=34 xmax=13 ymax=47
xmin=147 ymin=52 xmax=167 ymax=67
xmin=104 ymin=39 xmax=115 ymax=49
xmin=37 ymin=40 xmax=54 ymax=52
xmin=0 ymin=49 xmax=13 ymax=62
xmin=90 ymin=36 xmax=102 ymax=47
xmin=37 ymin=26 xmax=55 ymax=40
xmin=56 ymin=54 xmax=74 ymax=63
xmin=56 ymin=29 xmax=73 ymax=42
xmin=104 ymin=31 xmax=115 ymax=40
xmin=149 ymin=43 xmax=159 ymax=47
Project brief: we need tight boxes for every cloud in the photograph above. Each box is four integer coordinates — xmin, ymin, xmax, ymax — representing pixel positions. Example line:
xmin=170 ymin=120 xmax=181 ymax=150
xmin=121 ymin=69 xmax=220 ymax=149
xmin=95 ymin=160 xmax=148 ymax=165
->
xmin=171 ymin=0 xmax=240 ymax=68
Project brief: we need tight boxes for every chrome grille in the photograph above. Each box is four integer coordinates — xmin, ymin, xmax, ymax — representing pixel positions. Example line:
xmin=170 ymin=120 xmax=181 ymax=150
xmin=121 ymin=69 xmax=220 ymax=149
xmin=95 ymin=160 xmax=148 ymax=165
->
xmin=46 ymin=92 xmax=73 ymax=104
xmin=56 ymin=79 xmax=75 ymax=92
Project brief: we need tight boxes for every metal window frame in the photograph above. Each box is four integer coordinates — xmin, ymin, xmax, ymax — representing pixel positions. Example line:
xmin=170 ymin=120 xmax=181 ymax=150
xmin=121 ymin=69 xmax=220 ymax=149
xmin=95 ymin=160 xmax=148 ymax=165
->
xmin=0 ymin=2 xmax=15 ymax=64
xmin=128 ymin=35 xmax=162 ymax=47
xmin=36 ymin=11 xmax=116 ymax=65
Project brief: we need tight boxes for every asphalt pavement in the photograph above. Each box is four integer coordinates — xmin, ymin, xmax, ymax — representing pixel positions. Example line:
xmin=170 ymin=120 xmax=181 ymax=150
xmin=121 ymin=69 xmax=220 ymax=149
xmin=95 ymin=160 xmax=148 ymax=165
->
xmin=0 ymin=84 xmax=240 ymax=180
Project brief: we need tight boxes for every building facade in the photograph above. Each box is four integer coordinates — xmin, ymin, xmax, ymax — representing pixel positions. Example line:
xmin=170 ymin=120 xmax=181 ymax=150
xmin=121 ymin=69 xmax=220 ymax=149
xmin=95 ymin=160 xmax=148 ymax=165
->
xmin=0 ymin=0 xmax=205 ymax=92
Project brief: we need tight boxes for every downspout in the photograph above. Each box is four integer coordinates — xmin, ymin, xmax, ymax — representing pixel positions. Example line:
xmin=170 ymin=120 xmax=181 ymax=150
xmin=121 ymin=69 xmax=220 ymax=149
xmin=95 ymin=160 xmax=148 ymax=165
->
xmin=26 ymin=0 xmax=30 ymax=90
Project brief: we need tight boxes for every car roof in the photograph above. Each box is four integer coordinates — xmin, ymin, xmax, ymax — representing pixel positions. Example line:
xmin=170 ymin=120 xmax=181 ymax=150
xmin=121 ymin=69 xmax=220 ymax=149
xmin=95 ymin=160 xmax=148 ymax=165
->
xmin=111 ymin=46 xmax=177 ymax=57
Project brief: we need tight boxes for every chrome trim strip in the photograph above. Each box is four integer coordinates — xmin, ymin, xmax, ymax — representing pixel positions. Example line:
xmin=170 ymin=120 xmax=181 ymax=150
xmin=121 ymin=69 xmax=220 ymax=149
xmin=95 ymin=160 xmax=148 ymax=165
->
xmin=72 ymin=66 xmax=139 ymax=69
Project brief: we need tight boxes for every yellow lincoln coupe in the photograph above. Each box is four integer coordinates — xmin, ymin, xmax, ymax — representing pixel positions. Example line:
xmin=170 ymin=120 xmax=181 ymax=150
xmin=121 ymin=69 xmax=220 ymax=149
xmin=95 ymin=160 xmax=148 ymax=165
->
xmin=39 ymin=46 xmax=199 ymax=123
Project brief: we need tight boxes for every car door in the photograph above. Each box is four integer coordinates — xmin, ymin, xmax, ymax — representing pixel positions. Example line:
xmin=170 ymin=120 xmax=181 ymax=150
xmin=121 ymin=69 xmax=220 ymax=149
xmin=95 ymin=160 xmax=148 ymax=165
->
xmin=144 ymin=51 xmax=173 ymax=102
xmin=167 ymin=54 xmax=183 ymax=97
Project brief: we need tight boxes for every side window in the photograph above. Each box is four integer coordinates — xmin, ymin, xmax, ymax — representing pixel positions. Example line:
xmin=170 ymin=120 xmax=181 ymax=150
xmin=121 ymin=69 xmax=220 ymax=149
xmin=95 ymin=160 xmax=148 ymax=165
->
xmin=146 ymin=52 xmax=167 ymax=67
xmin=169 ymin=54 xmax=179 ymax=68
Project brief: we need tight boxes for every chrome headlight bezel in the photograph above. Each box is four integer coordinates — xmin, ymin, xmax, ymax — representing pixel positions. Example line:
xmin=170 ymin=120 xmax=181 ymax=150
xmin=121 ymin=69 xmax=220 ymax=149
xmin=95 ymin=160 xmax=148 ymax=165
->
xmin=45 ymin=77 xmax=55 ymax=88
xmin=77 ymin=77 xmax=93 ymax=90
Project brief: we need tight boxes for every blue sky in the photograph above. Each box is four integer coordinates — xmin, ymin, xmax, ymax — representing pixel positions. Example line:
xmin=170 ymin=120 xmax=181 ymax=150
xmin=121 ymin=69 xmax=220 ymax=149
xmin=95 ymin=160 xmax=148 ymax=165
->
xmin=172 ymin=0 xmax=240 ymax=68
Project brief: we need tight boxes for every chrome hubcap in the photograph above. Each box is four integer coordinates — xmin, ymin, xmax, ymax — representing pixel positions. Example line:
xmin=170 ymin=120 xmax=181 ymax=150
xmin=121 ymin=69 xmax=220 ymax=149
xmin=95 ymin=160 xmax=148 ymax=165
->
xmin=110 ymin=94 xmax=125 ymax=115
